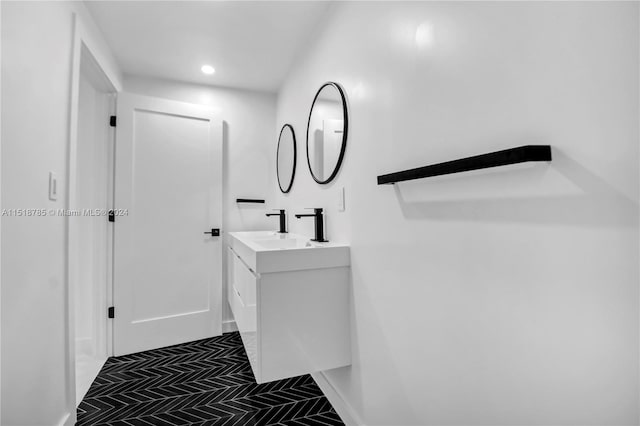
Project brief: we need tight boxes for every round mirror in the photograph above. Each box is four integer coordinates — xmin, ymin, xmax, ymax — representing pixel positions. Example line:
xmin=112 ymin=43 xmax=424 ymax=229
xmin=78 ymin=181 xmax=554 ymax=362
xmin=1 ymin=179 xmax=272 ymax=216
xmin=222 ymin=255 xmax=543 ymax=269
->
xmin=306 ymin=82 xmax=348 ymax=184
xmin=277 ymin=124 xmax=297 ymax=193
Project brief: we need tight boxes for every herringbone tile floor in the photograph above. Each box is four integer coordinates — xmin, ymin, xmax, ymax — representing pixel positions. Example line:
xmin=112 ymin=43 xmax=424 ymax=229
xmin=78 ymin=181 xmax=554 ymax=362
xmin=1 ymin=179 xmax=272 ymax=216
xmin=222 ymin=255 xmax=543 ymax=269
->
xmin=77 ymin=332 xmax=344 ymax=426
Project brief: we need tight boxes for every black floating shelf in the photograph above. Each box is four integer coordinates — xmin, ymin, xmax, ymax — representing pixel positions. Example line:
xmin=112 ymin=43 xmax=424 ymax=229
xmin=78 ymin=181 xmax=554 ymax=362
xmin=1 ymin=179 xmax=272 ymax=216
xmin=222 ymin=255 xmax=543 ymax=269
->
xmin=236 ymin=198 xmax=265 ymax=204
xmin=377 ymin=145 xmax=552 ymax=185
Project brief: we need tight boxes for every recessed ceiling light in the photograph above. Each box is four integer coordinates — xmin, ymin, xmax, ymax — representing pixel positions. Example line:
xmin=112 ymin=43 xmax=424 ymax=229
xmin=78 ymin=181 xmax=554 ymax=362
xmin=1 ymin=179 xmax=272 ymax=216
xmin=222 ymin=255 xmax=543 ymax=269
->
xmin=201 ymin=65 xmax=215 ymax=75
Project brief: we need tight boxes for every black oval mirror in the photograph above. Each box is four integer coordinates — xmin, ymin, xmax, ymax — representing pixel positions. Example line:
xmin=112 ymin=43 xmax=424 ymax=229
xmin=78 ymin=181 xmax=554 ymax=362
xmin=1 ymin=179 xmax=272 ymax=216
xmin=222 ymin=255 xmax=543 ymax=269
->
xmin=277 ymin=124 xmax=297 ymax=193
xmin=306 ymin=82 xmax=348 ymax=184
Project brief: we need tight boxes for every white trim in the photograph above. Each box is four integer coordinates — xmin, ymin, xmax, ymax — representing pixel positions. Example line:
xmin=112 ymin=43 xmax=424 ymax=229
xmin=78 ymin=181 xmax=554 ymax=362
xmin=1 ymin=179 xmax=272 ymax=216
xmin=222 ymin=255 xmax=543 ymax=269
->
xmin=106 ymin=92 xmax=117 ymax=359
xmin=311 ymin=371 xmax=365 ymax=426
xmin=66 ymin=12 xmax=120 ymax=424
xmin=223 ymin=319 xmax=238 ymax=333
xmin=58 ymin=411 xmax=71 ymax=426
xmin=73 ymin=8 xmax=122 ymax=92
xmin=0 ymin=1 xmax=3 ymax=422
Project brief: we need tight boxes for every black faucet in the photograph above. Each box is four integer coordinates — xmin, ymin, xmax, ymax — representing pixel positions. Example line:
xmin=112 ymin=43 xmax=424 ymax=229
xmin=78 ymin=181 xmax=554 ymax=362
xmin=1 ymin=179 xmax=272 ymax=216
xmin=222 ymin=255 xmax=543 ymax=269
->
xmin=265 ymin=209 xmax=287 ymax=233
xmin=294 ymin=208 xmax=327 ymax=242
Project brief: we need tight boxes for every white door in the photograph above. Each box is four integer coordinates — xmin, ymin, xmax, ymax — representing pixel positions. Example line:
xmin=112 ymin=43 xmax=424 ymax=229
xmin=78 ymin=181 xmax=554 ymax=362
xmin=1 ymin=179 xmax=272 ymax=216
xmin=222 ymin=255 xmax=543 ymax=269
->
xmin=113 ymin=93 xmax=222 ymax=356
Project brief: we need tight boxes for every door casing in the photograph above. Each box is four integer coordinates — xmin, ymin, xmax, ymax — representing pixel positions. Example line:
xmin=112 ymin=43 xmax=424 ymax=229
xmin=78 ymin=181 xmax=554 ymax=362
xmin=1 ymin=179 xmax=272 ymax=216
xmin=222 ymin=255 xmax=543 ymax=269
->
xmin=66 ymin=12 xmax=122 ymax=426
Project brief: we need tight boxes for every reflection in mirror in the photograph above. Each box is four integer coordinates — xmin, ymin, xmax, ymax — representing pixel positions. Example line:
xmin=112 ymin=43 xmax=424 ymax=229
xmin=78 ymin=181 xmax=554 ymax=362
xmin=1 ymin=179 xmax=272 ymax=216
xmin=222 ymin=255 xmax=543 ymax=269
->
xmin=306 ymin=82 xmax=348 ymax=184
xmin=277 ymin=124 xmax=297 ymax=193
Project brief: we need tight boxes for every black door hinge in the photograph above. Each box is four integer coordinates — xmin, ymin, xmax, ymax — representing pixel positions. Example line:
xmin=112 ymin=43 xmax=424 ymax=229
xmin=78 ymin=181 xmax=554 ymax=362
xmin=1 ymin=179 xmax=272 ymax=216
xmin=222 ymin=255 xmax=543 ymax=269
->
xmin=108 ymin=306 xmax=115 ymax=319
xmin=108 ymin=210 xmax=115 ymax=222
xmin=110 ymin=116 xmax=117 ymax=127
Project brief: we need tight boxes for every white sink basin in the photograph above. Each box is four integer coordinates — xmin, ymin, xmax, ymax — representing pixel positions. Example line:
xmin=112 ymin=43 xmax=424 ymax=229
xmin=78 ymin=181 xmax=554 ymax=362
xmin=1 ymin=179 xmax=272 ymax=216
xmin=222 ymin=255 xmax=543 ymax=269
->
xmin=232 ymin=230 xmax=282 ymax=240
xmin=228 ymin=231 xmax=350 ymax=274
xmin=253 ymin=238 xmax=314 ymax=250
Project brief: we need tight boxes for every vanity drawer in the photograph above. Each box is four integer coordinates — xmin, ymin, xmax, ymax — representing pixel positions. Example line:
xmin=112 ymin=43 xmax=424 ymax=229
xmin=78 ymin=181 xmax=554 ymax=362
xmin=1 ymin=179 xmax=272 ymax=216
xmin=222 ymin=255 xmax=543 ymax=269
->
xmin=227 ymin=246 xmax=259 ymax=375
xmin=233 ymin=254 xmax=256 ymax=307
xmin=230 ymin=282 xmax=258 ymax=373
xmin=227 ymin=247 xmax=235 ymax=309
xmin=227 ymin=247 xmax=257 ymax=308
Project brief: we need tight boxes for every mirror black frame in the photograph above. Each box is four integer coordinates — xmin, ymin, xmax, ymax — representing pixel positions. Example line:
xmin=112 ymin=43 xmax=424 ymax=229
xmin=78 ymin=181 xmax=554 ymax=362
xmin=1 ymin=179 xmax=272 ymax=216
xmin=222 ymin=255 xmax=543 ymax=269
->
xmin=276 ymin=124 xmax=297 ymax=194
xmin=305 ymin=82 xmax=349 ymax=184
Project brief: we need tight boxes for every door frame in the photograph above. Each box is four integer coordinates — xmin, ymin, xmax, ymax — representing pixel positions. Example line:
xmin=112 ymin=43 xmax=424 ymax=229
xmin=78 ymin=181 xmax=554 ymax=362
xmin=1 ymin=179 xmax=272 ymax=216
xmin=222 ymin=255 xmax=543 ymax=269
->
xmin=65 ymin=12 xmax=122 ymax=426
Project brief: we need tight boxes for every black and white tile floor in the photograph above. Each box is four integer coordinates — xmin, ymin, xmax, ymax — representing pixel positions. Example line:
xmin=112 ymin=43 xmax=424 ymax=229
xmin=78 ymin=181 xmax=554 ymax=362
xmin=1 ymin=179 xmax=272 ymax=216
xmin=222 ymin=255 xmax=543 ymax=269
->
xmin=77 ymin=332 xmax=344 ymax=426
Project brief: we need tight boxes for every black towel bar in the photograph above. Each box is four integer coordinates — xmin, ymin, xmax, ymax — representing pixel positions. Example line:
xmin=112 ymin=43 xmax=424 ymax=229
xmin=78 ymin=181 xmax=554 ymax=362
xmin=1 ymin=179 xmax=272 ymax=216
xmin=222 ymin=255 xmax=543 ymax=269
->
xmin=236 ymin=198 xmax=265 ymax=203
xmin=377 ymin=145 xmax=552 ymax=185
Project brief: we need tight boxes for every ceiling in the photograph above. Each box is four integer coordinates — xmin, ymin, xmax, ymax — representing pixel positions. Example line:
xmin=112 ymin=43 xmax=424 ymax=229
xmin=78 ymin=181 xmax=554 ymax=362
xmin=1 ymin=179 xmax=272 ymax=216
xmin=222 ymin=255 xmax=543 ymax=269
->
xmin=85 ymin=1 xmax=331 ymax=93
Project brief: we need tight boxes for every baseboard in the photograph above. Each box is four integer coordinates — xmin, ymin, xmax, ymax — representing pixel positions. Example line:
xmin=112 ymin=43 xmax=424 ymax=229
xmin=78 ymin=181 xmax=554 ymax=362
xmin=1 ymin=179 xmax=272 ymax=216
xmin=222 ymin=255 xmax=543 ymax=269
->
xmin=311 ymin=371 xmax=364 ymax=426
xmin=58 ymin=411 xmax=73 ymax=426
xmin=222 ymin=319 xmax=238 ymax=333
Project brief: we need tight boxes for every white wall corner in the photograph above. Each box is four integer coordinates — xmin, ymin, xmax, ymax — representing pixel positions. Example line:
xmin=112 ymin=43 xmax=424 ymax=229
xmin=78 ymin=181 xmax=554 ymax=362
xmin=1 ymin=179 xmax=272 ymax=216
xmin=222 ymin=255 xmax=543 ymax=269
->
xmin=222 ymin=319 xmax=238 ymax=334
xmin=311 ymin=371 xmax=365 ymax=426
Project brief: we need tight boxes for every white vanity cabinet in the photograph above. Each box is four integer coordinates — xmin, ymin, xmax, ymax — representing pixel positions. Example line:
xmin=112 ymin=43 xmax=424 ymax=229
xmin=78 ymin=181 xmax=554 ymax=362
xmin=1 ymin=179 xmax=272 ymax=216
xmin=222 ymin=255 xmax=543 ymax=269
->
xmin=227 ymin=231 xmax=351 ymax=384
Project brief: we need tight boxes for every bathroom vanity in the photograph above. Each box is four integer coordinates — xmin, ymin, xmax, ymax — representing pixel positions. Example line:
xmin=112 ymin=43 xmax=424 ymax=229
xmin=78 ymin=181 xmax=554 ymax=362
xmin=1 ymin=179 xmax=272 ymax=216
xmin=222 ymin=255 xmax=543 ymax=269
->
xmin=227 ymin=231 xmax=351 ymax=383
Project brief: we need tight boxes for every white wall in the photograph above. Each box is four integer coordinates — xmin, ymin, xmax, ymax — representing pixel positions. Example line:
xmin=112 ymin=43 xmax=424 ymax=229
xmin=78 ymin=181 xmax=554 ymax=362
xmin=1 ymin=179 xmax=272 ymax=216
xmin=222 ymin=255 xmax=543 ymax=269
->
xmin=123 ymin=75 xmax=277 ymax=324
xmin=1 ymin=2 xmax=120 ymax=424
xmin=275 ymin=2 xmax=639 ymax=425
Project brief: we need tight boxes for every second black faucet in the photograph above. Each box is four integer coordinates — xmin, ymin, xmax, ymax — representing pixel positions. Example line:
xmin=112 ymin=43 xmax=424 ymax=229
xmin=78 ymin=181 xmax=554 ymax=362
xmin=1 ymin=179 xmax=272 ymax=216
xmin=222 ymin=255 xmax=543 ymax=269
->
xmin=295 ymin=208 xmax=327 ymax=242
